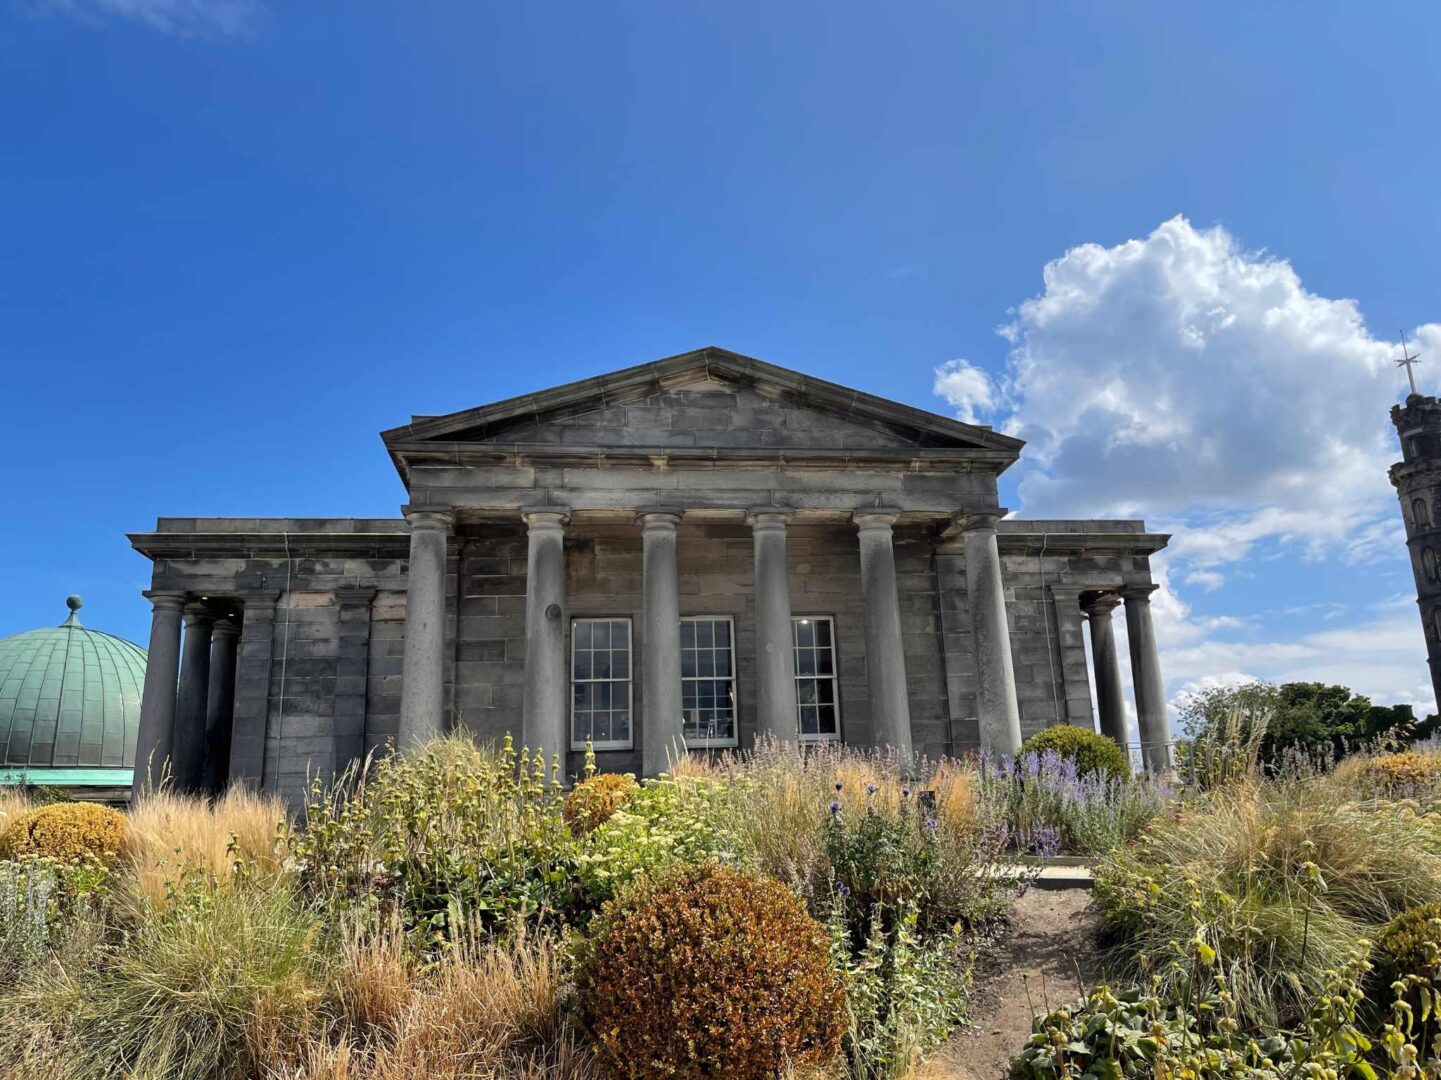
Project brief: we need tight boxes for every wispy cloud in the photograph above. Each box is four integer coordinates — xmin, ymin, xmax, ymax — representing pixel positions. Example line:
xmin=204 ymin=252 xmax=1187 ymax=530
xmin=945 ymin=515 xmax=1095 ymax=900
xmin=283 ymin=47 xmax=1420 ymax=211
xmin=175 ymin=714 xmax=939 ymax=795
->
xmin=24 ymin=0 xmax=263 ymax=38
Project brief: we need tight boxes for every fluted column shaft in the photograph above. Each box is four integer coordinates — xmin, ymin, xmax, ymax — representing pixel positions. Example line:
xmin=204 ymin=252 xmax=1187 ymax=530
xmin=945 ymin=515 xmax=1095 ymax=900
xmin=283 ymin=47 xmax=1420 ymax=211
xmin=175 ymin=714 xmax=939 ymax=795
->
xmin=173 ymin=603 xmax=214 ymax=792
xmin=1084 ymin=596 xmax=1128 ymax=750
xmin=640 ymin=511 xmax=684 ymax=775
xmin=960 ymin=513 xmax=1022 ymax=757
xmin=132 ymin=591 xmax=186 ymax=799
xmin=854 ymin=511 xmax=913 ymax=759
xmin=750 ymin=510 xmax=798 ymax=741
xmin=522 ymin=509 xmax=570 ymax=763
xmin=1123 ymin=585 xmax=1170 ymax=773
xmin=204 ymin=617 xmax=241 ymax=793
xmin=399 ymin=510 xmax=453 ymax=748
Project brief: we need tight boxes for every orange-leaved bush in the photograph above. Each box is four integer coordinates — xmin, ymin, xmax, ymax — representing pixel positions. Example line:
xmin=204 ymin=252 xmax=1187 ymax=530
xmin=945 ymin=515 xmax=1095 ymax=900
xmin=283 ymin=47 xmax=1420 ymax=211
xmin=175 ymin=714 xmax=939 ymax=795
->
xmin=563 ymin=772 xmax=638 ymax=835
xmin=0 ymin=801 xmax=126 ymax=862
xmin=575 ymin=861 xmax=845 ymax=1079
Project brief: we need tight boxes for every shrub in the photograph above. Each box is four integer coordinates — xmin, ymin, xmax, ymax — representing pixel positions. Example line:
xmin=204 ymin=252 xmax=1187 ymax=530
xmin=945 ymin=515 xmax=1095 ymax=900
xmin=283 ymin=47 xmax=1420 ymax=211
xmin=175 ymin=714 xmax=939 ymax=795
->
xmin=563 ymin=772 xmax=638 ymax=834
xmin=0 ymin=802 xmax=126 ymax=863
xmin=295 ymin=733 xmax=581 ymax=941
xmin=1020 ymin=725 xmax=1129 ymax=779
xmin=576 ymin=862 xmax=845 ymax=1079
xmin=1375 ymin=902 xmax=1441 ymax=987
xmin=575 ymin=777 xmax=734 ymax=904
xmin=1356 ymin=750 xmax=1441 ymax=800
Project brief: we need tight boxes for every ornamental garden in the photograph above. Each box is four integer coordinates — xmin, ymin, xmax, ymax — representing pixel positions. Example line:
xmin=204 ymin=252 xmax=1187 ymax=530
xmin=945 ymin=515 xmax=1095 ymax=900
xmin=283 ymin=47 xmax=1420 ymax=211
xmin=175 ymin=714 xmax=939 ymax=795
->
xmin=5 ymin=691 xmax=1441 ymax=1079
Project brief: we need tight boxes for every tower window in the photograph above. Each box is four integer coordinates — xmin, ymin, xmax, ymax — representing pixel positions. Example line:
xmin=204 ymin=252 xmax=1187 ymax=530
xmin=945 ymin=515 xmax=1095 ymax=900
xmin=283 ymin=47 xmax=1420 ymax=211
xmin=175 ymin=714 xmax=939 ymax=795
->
xmin=1425 ymin=548 xmax=1439 ymax=585
xmin=1415 ymin=497 xmax=1432 ymax=529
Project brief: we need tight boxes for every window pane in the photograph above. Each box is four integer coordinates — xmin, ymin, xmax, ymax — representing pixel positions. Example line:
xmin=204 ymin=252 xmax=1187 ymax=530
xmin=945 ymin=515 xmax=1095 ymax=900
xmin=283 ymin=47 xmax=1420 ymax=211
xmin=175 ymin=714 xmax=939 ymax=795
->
xmin=612 ymin=710 xmax=631 ymax=743
xmin=797 ymin=648 xmax=817 ymax=676
xmin=794 ymin=619 xmax=814 ymax=647
xmin=797 ymin=679 xmax=818 ymax=705
xmin=574 ymin=684 xmax=592 ymax=710
xmin=680 ymin=621 xmax=696 ymax=648
xmin=817 ymin=704 xmax=837 ymax=735
xmin=595 ymin=683 xmax=612 ymax=711
xmin=574 ymin=650 xmax=592 ymax=679
xmin=613 ymin=652 xmax=629 ymax=679
xmin=592 ymin=650 xmax=611 ymax=679
xmin=800 ymin=705 xmax=819 ymax=735
xmin=613 ymin=621 xmax=630 ymax=648
xmin=696 ymin=620 xmax=712 ymax=648
xmin=816 ymin=646 xmax=834 ymax=676
xmin=574 ymin=622 xmax=592 ymax=650
xmin=815 ymin=619 xmax=831 ymax=647
xmin=592 ymin=622 xmax=610 ymax=650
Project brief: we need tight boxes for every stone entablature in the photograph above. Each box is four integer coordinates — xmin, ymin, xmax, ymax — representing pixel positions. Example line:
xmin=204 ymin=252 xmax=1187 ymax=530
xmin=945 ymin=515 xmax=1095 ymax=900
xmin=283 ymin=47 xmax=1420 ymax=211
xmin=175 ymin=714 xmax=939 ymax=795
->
xmin=128 ymin=348 xmax=1172 ymax=804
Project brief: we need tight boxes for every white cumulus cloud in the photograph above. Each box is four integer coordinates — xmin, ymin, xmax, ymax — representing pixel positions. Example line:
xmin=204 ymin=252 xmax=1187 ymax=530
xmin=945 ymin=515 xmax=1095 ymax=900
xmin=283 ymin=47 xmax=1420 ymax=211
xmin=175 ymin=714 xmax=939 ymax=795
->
xmin=936 ymin=215 xmax=1441 ymax=715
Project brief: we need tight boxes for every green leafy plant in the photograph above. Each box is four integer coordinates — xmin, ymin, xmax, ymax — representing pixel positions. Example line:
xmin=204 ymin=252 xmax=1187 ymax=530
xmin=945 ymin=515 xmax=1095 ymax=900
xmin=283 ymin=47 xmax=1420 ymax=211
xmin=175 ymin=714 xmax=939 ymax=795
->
xmin=1020 ymin=726 xmax=1130 ymax=780
xmin=575 ymin=861 xmax=846 ymax=1079
xmin=293 ymin=733 xmax=581 ymax=943
xmin=831 ymin=898 xmax=970 ymax=1079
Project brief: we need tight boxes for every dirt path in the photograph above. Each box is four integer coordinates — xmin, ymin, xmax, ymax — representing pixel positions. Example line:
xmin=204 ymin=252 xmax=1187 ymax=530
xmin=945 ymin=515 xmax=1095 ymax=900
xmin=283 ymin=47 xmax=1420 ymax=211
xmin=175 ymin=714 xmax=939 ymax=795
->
xmin=926 ymin=888 xmax=1102 ymax=1080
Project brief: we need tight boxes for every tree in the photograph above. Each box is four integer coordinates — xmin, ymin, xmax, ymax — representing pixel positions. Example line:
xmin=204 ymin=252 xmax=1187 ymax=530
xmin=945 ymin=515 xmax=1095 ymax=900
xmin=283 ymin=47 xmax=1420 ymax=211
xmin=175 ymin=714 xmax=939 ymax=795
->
xmin=1179 ymin=681 xmax=1420 ymax=767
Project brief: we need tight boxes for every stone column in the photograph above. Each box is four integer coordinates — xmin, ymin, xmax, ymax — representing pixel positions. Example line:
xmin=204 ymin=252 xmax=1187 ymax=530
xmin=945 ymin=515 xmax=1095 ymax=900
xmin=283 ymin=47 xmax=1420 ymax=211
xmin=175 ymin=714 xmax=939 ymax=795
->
xmin=334 ymin=588 xmax=376 ymax=781
xmin=172 ymin=603 xmax=214 ymax=792
xmin=132 ymin=590 xmax=186 ymax=799
xmin=640 ymin=511 xmax=684 ymax=775
xmin=853 ymin=511 xmax=913 ymax=759
xmin=959 ymin=512 xmax=1022 ymax=757
xmin=1084 ymin=594 xmax=1128 ymax=750
xmin=229 ymin=592 xmax=278 ymax=788
xmin=522 ymin=509 xmax=570 ymax=763
xmin=399 ymin=509 xmax=453 ymax=748
xmin=203 ymin=617 xmax=241 ymax=793
xmin=1123 ymin=584 xmax=1170 ymax=773
xmin=749 ymin=509 xmax=798 ymax=742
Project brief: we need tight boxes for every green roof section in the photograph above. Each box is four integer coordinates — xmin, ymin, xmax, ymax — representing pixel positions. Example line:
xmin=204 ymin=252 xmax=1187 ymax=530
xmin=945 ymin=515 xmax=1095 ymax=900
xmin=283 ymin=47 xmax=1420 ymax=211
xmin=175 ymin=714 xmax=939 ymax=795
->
xmin=0 ymin=596 xmax=147 ymax=776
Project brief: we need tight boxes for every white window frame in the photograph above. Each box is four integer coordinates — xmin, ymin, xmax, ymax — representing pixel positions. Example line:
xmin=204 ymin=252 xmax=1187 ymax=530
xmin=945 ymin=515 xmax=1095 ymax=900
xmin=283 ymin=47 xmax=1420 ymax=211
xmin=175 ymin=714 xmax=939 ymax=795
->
xmin=680 ymin=615 xmax=739 ymax=748
xmin=792 ymin=614 xmax=842 ymax=743
xmin=569 ymin=617 xmax=634 ymax=751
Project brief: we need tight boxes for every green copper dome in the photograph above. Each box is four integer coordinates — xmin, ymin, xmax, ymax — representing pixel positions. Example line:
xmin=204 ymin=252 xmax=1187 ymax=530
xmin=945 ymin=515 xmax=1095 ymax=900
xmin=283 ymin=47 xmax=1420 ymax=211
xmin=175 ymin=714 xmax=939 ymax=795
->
xmin=0 ymin=597 xmax=146 ymax=788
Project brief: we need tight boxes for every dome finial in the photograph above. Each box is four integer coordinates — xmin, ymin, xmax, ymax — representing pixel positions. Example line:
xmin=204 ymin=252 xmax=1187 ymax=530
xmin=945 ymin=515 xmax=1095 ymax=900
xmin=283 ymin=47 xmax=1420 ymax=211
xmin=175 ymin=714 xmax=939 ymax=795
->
xmin=61 ymin=594 xmax=83 ymax=627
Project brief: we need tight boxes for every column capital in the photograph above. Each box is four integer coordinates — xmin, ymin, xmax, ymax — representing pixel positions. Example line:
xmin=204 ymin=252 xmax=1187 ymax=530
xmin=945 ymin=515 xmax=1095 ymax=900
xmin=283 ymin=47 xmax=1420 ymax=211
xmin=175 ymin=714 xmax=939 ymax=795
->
xmin=745 ymin=507 xmax=794 ymax=528
xmin=521 ymin=507 xmax=571 ymax=529
xmin=182 ymin=602 xmax=216 ymax=627
xmin=853 ymin=508 xmax=902 ymax=531
xmin=1084 ymin=592 xmax=1123 ymax=617
xmin=637 ymin=509 xmax=684 ymax=529
xmin=951 ymin=509 xmax=1008 ymax=534
xmin=1120 ymin=583 xmax=1161 ymax=601
xmin=402 ymin=508 xmax=455 ymax=531
xmin=335 ymin=586 xmax=378 ymax=606
xmin=142 ymin=590 xmax=187 ymax=612
xmin=211 ymin=618 xmax=242 ymax=640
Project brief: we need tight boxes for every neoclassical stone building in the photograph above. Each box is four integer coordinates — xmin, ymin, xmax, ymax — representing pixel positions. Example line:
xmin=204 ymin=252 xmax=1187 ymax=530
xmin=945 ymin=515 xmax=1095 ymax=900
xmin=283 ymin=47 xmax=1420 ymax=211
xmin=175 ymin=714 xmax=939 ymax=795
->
xmin=129 ymin=348 xmax=1171 ymax=803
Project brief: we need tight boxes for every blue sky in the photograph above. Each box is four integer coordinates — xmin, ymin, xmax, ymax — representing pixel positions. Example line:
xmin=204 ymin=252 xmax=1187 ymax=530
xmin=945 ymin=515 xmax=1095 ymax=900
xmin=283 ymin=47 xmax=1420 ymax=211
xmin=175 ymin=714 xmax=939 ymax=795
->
xmin=4 ymin=1 xmax=1440 ymax=719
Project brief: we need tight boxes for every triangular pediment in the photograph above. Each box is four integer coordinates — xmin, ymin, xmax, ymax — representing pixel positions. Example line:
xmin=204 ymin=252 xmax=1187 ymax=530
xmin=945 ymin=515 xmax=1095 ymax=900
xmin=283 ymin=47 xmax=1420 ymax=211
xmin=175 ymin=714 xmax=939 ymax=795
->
xmin=382 ymin=347 xmax=1021 ymax=455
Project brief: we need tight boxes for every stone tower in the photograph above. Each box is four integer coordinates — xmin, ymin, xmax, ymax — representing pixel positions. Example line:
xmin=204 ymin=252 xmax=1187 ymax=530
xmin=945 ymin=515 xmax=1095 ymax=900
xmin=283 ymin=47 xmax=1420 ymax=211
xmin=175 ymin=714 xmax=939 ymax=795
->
xmin=1391 ymin=392 xmax=1441 ymax=709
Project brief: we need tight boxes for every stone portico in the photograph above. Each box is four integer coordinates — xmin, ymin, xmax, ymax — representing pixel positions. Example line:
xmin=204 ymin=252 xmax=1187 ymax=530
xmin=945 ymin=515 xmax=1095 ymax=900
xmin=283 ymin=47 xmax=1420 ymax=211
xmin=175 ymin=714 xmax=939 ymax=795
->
xmin=129 ymin=348 xmax=1171 ymax=804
